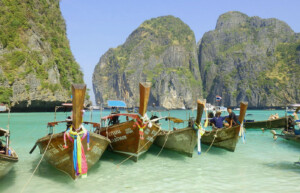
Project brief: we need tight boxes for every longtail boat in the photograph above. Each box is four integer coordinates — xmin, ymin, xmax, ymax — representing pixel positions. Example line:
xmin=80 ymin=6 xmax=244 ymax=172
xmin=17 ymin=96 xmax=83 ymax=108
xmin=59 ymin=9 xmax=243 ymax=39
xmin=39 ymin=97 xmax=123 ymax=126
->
xmin=154 ymin=100 xmax=204 ymax=157
xmin=0 ymin=105 xmax=18 ymax=178
xmin=270 ymin=107 xmax=300 ymax=144
xmin=244 ymin=116 xmax=291 ymax=129
xmin=96 ymin=82 xmax=160 ymax=162
xmin=31 ymin=84 xmax=110 ymax=179
xmin=201 ymin=101 xmax=248 ymax=152
xmin=271 ymin=130 xmax=300 ymax=144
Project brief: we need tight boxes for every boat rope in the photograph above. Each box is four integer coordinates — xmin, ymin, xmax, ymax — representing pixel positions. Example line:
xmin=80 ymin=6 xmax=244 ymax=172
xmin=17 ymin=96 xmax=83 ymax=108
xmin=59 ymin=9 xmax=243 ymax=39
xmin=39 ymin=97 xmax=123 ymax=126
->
xmin=20 ymin=133 xmax=54 ymax=193
xmin=116 ymin=128 xmax=160 ymax=167
xmin=156 ymin=130 xmax=172 ymax=157
xmin=204 ymin=129 xmax=219 ymax=155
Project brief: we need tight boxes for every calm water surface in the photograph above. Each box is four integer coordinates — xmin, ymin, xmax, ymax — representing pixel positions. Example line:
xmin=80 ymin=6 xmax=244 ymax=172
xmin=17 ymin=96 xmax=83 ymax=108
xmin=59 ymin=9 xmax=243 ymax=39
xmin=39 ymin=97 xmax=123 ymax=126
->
xmin=0 ymin=110 xmax=300 ymax=193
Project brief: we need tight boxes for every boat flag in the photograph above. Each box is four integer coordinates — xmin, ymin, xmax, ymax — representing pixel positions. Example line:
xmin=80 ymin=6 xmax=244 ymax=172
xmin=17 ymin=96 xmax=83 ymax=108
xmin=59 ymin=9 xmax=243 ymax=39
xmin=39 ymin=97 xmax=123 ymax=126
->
xmin=216 ymin=95 xmax=222 ymax=102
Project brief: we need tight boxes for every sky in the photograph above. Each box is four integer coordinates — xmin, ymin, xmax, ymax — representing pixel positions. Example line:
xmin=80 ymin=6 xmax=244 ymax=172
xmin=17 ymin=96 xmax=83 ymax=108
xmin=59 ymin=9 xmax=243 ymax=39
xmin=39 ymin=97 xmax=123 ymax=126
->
xmin=60 ymin=0 xmax=300 ymax=104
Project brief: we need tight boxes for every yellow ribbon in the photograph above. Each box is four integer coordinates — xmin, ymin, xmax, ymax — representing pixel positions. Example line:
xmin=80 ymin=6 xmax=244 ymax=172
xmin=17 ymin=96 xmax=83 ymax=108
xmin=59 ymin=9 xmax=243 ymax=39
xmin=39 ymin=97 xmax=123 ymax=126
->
xmin=195 ymin=122 xmax=205 ymax=136
xmin=204 ymin=101 xmax=209 ymax=127
xmin=69 ymin=129 xmax=86 ymax=174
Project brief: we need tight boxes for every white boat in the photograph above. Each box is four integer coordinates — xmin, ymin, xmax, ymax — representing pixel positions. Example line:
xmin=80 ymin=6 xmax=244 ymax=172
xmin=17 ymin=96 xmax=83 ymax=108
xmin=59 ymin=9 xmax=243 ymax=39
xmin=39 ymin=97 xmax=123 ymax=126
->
xmin=218 ymin=106 xmax=227 ymax=112
xmin=205 ymin=103 xmax=215 ymax=111
xmin=205 ymin=103 xmax=227 ymax=117
xmin=286 ymin=104 xmax=300 ymax=114
xmin=90 ymin=105 xmax=100 ymax=110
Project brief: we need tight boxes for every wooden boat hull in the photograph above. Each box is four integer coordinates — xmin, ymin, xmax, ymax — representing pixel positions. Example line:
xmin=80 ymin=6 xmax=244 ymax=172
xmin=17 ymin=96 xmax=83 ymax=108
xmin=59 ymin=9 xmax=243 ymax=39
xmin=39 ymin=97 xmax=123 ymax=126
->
xmin=99 ymin=120 xmax=160 ymax=161
xmin=154 ymin=127 xmax=197 ymax=157
xmin=244 ymin=117 xmax=288 ymax=129
xmin=276 ymin=133 xmax=300 ymax=143
xmin=0 ymin=148 xmax=18 ymax=178
xmin=36 ymin=132 xmax=110 ymax=179
xmin=201 ymin=125 xmax=240 ymax=152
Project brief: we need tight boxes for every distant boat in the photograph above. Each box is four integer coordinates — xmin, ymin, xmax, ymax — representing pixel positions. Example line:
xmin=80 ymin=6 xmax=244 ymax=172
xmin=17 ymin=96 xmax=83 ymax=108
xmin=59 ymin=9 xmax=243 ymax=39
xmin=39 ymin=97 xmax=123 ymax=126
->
xmin=205 ymin=103 xmax=214 ymax=111
xmin=234 ymin=108 xmax=240 ymax=111
xmin=287 ymin=110 xmax=300 ymax=114
xmin=0 ymin=105 xmax=18 ymax=179
xmin=271 ymin=130 xmax=300 ymax=144
xmin=286 ymin=104 xmax=300 ymax=114
xmin=244 ymin=116 xmax=291 ymax=129
xmin=31 ymin=84 xmax=110 ymax=179
xmin=95 ymin=82 xmax=161 ymax=162
xmin=90 ymin=105 xmax=100 ymax=110
xmin=218 ymin=106 xmax=227 ymax=112
xmin=270 ymin=104 xmax=300 ymax=143
xmin=205 ymin=103 xmax=227 ymax=112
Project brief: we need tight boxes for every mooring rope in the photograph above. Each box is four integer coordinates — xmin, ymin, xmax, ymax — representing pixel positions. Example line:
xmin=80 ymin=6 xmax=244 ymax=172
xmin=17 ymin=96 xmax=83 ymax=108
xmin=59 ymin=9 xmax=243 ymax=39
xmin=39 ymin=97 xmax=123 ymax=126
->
xmin=20 ymin=133 xmax=54 ymax=193
xmin=156 ymin=130 xmax=172 ymax=157
xmin=203 ymin=129 xmax=219 ymax=155
xmin=116 ymin=128 xmax=160 ymax=167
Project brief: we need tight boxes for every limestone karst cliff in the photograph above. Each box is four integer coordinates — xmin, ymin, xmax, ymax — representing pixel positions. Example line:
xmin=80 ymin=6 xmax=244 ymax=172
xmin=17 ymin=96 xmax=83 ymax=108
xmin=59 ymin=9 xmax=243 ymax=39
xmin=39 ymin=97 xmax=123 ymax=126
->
xmin=198 ymin=11 xmax=300 ymax=107
xmin=0 ymin=0 xmax=85 ymax=111
xmin=93 ymin=16 xmax=202 ymax=109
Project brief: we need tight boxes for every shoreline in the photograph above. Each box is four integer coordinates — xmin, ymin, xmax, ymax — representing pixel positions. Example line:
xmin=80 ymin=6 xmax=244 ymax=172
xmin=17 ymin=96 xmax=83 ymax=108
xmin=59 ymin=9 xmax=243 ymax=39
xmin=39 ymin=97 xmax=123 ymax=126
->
xmin=0 ymin=106 xmax=287 ymax=113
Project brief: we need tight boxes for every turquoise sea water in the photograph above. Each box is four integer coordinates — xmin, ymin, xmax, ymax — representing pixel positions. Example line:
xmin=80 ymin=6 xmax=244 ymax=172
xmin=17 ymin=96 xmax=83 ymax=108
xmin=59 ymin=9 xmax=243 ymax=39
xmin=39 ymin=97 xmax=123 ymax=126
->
xmin=0 ymin=110 xmax=300 ymax=193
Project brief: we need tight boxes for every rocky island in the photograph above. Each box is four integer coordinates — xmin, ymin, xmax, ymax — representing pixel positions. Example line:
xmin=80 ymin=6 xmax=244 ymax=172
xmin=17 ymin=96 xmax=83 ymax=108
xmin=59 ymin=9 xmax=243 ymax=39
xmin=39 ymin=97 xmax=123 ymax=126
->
xmin=0 ymin=0 xmax=85 ymax=111
xmin=199 ymin=11 xmax=300 ymax=107
xmin=94 ymin=12 xmax=300 ymax=108
xmin=93 ymin=16 xmax=202 ymax=109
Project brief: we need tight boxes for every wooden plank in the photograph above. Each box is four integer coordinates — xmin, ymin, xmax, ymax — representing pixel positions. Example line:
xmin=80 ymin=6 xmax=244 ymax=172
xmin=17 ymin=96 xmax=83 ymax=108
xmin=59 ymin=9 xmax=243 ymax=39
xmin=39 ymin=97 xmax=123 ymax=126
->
xmin=196 ymin=99 xmax=205 ymax=125
xmin=239 ymin=102 xmax=248 ymax=123
xmin=72 ymin=84 xmax=86 ymax=130
xmin=139 ymin=82 xmax=151 ymax=116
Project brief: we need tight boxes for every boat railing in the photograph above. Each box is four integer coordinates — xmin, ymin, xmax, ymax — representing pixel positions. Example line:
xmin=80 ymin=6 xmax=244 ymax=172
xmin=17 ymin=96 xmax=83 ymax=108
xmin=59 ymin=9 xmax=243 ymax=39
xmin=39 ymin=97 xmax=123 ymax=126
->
xmin=47 ymin=120 xmax=102 ymax=134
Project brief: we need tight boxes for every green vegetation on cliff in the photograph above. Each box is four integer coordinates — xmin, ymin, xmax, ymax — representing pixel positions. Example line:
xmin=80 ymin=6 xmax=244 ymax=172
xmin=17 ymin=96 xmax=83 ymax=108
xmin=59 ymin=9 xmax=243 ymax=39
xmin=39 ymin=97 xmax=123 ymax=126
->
xmin=109 ymin=16 xmax=196 ymax=73
xmin=199 ymin=11 xmax=300 ymax=107
xmin=0 ymin=0 xmax=84 ymax=105
xmin=93 ymin=15 xmax=202 ymax=109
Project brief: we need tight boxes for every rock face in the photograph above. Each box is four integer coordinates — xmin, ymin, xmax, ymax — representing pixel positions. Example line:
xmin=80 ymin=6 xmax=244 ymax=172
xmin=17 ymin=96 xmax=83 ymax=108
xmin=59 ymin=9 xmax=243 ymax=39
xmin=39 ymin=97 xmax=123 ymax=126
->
xmin=199 ymin=11 xmax=300 ymax=107
xmin=93 ymin=16 xmax=202 ymax=109
xmin=0 ymin=0 xmax=84 ymax=111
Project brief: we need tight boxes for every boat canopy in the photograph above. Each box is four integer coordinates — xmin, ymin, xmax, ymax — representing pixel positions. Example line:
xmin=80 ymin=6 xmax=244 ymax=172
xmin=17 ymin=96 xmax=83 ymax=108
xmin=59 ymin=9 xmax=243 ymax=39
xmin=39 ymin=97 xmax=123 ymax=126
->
xmin=107 ymin=100 xmax=126 ymax=108
xmin=101 ymin=113 xmax=139 ymax=120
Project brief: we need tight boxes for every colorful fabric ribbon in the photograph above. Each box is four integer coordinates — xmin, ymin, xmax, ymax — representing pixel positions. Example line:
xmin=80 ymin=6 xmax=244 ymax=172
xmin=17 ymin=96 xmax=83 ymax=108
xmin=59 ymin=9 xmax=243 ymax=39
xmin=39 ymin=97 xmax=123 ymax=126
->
xmin=134 ymin=119 xmax=148 ymax=140
xmin=194 ymin=122 xmax=205 ymax=155
xmin=239 ymin=122 xmax=246 ymax=144
xmin=64 ymin=125 xmax=90 ymax=176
